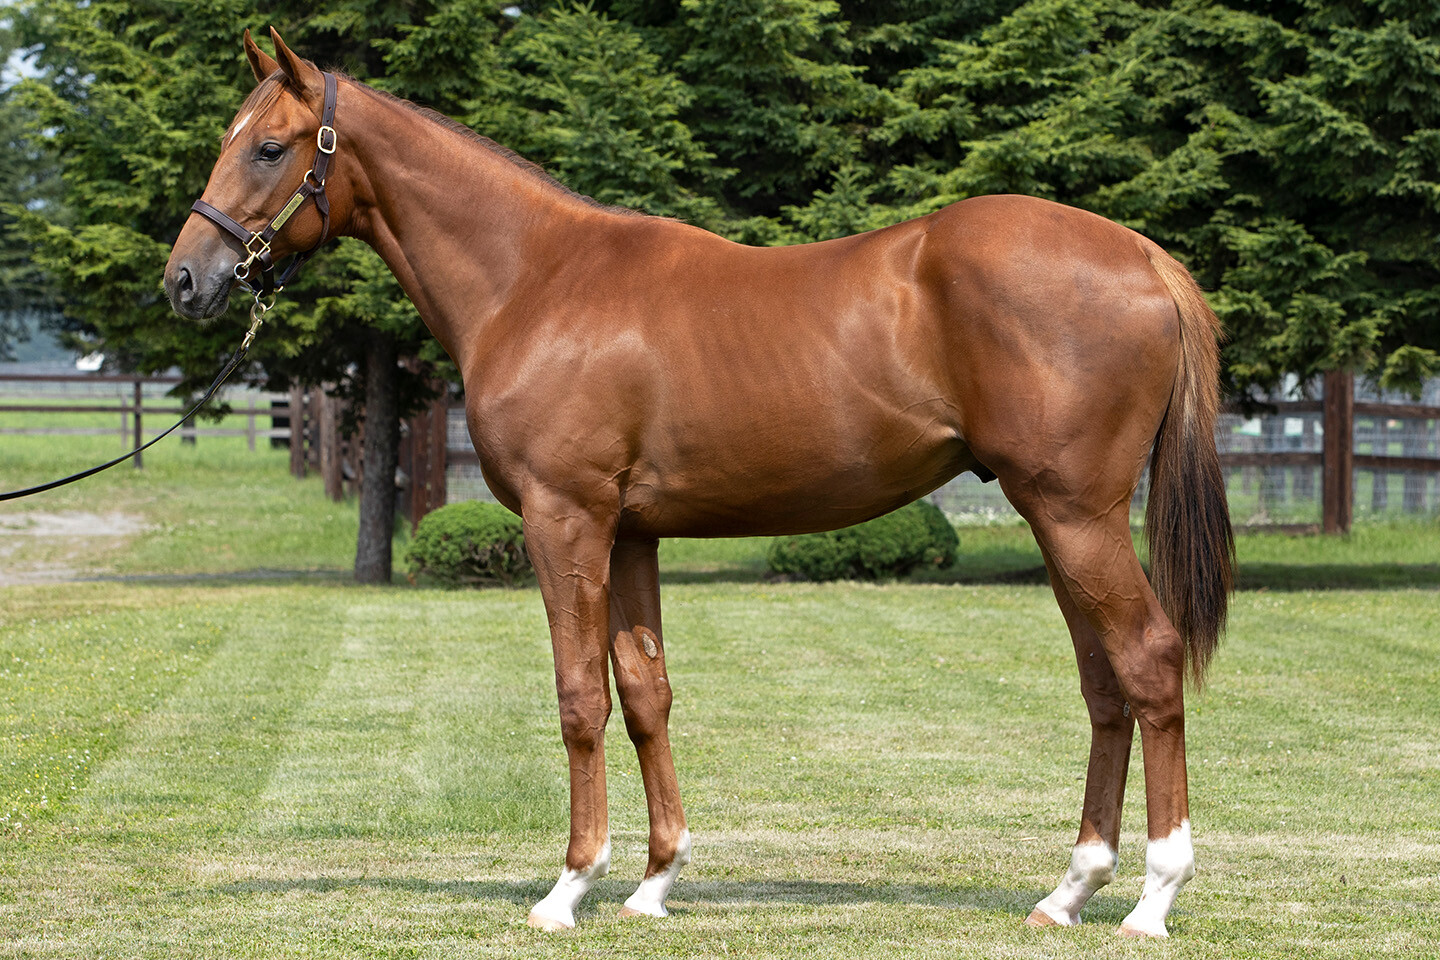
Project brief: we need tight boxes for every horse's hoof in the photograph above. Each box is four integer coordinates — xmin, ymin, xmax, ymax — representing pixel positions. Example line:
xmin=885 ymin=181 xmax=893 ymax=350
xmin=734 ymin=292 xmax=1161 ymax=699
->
xmin=618 ymin=905 xmax=648 ymax=919
xmin=1118 ymin=922 xmax=1168 ymax=939
xmin=1024 ymin=908 xmax=1061 ymax=928
xmin=527 ymin=911 xmax=573 ymax=932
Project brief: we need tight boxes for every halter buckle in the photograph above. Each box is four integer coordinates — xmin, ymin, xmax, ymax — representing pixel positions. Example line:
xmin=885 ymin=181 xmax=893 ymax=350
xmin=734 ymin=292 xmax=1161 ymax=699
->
xmin=243 ymin=234 xmax=271 ymax=258
xmin=317 ymin=125 xmax=337 ymax=154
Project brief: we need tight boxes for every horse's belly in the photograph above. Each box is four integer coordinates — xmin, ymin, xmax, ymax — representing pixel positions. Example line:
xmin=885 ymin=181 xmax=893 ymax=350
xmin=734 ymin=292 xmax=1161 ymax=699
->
xmin=619 ymin=420 xmax=972 ymax=539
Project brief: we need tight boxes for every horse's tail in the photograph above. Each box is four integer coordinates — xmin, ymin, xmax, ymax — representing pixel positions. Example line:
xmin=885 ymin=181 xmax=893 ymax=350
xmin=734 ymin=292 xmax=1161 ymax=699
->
xmin=1141 ymin=243 xmax=1235 ymax=688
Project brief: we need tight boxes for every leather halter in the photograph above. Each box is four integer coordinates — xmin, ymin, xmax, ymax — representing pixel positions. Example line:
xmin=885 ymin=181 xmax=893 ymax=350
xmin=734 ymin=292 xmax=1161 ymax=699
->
xmin=190 ymin=71 xmax=339 ymax=299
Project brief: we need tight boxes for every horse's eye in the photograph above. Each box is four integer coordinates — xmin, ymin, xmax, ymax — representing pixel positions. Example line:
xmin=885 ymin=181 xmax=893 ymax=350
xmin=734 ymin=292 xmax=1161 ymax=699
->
xmin=257 ymin=142 xmax=285 ymax=162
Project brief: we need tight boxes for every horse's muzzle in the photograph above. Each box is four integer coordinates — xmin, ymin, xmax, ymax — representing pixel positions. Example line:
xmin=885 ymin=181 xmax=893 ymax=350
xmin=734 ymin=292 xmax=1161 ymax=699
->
xmin=164 ymin=261 xmax=234 ymax=320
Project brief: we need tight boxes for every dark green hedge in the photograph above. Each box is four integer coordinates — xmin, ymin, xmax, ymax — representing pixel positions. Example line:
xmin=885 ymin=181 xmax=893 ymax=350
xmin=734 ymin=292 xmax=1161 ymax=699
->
xmin=766 ymin=499 xmax=959 ymax=582
xmin=404 ymin=501 xmax=531 ymax=587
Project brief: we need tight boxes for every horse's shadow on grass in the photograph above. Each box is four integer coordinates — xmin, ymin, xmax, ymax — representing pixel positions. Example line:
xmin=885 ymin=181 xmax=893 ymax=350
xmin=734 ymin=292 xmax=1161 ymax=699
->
xmin=206 ymin=874 xmax=1134 ymax=926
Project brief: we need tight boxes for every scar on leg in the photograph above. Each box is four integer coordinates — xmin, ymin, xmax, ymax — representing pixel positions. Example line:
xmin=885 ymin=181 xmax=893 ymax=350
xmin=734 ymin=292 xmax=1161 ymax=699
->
xmin=636 ymin=627 xmax=659 ymax=659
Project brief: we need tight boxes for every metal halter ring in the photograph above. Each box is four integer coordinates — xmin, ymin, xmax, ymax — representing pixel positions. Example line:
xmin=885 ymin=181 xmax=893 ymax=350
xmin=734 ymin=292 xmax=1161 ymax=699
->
xmin=250 ymin=292 xmax=276 ymax=319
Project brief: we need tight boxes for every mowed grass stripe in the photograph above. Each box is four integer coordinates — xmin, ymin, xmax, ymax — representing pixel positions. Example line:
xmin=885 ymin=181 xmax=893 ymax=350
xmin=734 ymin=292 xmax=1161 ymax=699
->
xmin=61 ymin=586 xmax=346 ymax=838
xmin=1191 ymin=591 xmax=1440 ymax=835
xmin=0 ymin=584 xmax=319 ymax=836
xmin=667 ymin=584 xmax=1082 ymax=837
xmin=245 ymin=591 xmax=567 ymax=839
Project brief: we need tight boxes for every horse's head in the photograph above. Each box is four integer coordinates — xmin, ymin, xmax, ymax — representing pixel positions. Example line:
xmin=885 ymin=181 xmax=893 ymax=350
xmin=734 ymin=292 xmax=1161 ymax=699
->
xmin=164 ymin=29 xmax=342 ymax=319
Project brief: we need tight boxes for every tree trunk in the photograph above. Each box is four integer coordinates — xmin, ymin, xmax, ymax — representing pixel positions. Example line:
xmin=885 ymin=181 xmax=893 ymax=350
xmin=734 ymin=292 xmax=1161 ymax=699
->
xmin=355 ymin=330 xmax=400 ymax=583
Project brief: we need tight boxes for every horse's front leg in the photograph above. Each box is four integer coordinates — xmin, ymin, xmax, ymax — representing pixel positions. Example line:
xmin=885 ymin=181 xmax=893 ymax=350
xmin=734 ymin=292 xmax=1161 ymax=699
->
xmin=524 ymin=495 xmax=618 ymax=932
xmin=609 ymin=538 xmax=691 ymax=919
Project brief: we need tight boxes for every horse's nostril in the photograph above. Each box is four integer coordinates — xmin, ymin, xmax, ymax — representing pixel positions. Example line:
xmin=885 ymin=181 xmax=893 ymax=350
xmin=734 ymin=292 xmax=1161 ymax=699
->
xmin=176 ymin=266 xmax=195 ymax=302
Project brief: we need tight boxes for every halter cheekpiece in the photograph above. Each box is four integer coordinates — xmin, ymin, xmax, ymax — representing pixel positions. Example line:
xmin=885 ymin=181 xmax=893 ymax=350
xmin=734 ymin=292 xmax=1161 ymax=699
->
xmin=190 ymin=70 xmax=339 ymax=301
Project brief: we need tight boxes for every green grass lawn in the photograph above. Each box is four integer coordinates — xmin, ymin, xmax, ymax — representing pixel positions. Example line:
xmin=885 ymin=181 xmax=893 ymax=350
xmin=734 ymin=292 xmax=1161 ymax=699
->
xmin=3 ymin=431 xmax=1439 ymax=957
xmin=2 ymin=581 xmax=1437 ymax=958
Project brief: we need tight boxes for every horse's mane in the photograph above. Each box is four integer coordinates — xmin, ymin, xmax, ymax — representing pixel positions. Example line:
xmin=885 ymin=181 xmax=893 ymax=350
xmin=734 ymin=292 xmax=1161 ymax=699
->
xmin=338 ymin=74 xmax=642 ymax=218
xmin=230 ymin=71 xmax=644 ymax=217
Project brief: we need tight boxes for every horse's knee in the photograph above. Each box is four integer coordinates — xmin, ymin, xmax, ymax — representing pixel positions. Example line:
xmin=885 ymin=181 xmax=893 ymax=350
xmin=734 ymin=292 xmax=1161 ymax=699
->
xmin=613 ymin=627 xmax=671 ymax=743
xmin=557 ymin=690 xmax=611 ymax=752
xmin=615 ymin=672 xmax=672 ymax=746
xmin=1083 ymin=688 xmax=1131 ymax=731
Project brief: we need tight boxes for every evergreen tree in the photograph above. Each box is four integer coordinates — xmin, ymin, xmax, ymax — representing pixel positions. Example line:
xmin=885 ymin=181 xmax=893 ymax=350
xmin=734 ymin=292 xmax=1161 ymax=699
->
xmin=8 ymin=0 xmax=516 ymax=580
xmin=485 ymin=3 xmax=724 ymax=226
xmin=1 ymin=23 xmax=63 ymax=359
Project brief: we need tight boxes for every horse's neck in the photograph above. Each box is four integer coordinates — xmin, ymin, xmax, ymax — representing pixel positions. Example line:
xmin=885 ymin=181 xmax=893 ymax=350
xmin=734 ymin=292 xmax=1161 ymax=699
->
xmin=341 ymin=83 xmax=598 ymax=371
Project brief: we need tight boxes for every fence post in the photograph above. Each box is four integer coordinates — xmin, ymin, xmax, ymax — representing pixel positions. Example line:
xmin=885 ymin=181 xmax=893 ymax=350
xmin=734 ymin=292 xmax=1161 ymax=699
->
xmin=133 ymin=380 xmax=144 ymax=469
xmin=1322 ymin=369 xmax=1354 ymax=534
xmin=246 ymin=393 xmax=257 ymax=452
xmin=319 ymin=385 xmax=343 ymax=502
xmin=289 ymin=386 xmax=306 ymax=479
xmin=403 ymin=403 xmax=424 ymax=529
xmin=428 ymin=397 xmax=448 ymax=514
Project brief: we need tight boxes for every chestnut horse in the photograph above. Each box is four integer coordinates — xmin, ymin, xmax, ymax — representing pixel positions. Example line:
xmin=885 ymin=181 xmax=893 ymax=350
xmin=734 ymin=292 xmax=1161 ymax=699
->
xmin=165 ymin=30 xmax=1234 ymax=938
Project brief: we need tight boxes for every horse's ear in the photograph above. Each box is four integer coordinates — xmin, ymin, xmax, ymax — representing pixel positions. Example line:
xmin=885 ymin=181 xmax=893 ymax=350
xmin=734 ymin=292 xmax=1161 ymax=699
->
xmin=269 ymin=27 xmax=323 ymax=103
xmin=243 ymin=29 xmax=279 ymax=83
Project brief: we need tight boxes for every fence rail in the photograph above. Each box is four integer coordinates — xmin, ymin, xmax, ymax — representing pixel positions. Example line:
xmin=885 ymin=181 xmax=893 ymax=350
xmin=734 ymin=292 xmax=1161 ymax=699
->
xmin=0 ymin=373 xmax=294 ymax=468
xmin=427 ymin=369 xmax=1440 ymax=533
xmin=6 ymin=369 xmax=1438 ymax=533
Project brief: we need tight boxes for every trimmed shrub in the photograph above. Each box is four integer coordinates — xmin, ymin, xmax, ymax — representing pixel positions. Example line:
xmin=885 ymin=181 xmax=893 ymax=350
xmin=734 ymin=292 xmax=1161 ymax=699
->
xmin=405 ymin=501 xmax=531 ymax=587
xmin=767 ymin=499 xmax=958 ymax=582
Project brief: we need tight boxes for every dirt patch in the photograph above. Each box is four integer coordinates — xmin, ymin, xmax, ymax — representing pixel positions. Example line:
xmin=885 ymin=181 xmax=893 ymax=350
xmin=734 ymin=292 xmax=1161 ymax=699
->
xmin=0 ymin=510 xmax=151 ymax=538
xmin=0 ymin=510 xmax=151 ymax=585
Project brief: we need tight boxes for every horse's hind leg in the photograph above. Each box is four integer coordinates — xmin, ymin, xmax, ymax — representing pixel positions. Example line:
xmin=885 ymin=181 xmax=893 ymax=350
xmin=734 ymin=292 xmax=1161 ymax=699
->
xmin=1026 ymin=547 xmax=1134 ymax=927
xmin=1011 ymin=495 xmax=1195 ymax=938
xmin=608 ymin=538 xmax=691 ymax=918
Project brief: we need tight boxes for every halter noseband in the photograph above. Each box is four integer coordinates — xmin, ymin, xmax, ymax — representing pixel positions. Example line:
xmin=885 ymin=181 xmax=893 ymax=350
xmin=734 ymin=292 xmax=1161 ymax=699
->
xmin=190 ymin=70 xmax=339 ymax=303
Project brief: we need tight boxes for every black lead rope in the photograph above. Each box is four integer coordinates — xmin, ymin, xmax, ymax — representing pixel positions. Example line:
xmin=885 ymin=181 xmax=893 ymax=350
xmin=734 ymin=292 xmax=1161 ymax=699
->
xmin=0 ymin=308 xmax=265 ymax=502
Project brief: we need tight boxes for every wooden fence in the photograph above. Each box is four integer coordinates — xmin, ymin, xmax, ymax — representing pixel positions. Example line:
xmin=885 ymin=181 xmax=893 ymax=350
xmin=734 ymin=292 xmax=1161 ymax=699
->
xmin=7 ymin=369 xmax=1438 ymax=534
xmin=1218 ymin=370 xmax=1440 ymax=532
xmin=405 ymin=369 xmax=1440 ymax=534
xmin=0 ymin=372 xmax=294 ymax=469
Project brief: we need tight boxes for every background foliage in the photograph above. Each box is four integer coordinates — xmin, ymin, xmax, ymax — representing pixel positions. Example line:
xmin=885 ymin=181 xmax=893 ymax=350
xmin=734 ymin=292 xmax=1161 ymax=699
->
xmin=3 ymin=0 xmax=1437 ymax=396
xmin=768 ymin=498 xmax=960 ymax=581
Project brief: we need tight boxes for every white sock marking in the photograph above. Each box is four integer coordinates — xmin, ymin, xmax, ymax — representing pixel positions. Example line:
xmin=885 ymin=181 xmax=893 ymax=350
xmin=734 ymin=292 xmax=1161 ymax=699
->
xmin=1120 ymin=821 xmax=1195 ymax=937
xmin=1033 ymin=839 xmax=1117 ymax=925
xmin=622 ymin=829 xmax=692 ymax=918
xmin=529 ymin=838 xmax=611 ymax=930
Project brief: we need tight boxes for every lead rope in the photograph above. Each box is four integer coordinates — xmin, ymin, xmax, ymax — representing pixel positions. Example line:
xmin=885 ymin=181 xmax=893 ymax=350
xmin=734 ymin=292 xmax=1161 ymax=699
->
xmin=0 ymin=296 xmax=269 ymax=502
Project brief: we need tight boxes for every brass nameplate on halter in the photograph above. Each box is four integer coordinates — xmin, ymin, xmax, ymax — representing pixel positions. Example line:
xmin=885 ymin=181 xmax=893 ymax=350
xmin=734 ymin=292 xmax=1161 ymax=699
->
xmin=269 ymin=191 xmax=308 ymax=232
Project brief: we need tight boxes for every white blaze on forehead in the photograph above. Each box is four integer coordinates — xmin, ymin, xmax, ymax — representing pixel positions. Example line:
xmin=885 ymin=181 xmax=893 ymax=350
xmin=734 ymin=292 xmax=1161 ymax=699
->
xmin=227 ymin=110 xmax=256 ymax=148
